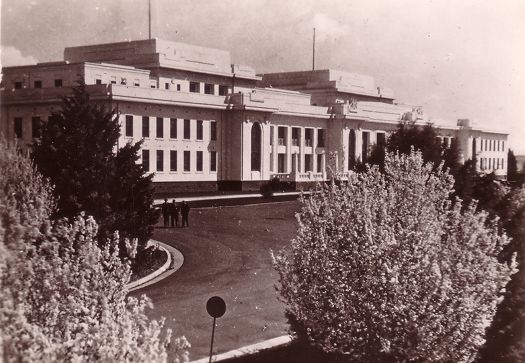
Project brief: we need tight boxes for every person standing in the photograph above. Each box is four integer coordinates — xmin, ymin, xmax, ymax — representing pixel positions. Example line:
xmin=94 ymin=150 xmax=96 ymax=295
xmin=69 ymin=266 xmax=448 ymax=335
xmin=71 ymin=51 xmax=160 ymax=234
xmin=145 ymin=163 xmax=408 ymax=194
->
xmin=181 ymin=200 xmax=190 ymax=227
xmin=170 ymin=199 xmax=179 ymax=227
xmin=161 ymin=198 xmax=169 ymax=227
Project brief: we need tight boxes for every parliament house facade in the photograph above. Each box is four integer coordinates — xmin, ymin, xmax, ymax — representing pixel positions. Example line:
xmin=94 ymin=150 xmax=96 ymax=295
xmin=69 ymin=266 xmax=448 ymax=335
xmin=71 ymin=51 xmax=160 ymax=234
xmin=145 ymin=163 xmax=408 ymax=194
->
xmin=1 ymin=38 xmax=508 ymax=193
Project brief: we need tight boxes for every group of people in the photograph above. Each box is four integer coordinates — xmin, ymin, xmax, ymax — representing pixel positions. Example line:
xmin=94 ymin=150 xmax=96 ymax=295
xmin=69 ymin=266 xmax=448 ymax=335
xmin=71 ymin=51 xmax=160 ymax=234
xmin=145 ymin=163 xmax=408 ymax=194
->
xmin=161 ymin=199 xmax=190 ymax=228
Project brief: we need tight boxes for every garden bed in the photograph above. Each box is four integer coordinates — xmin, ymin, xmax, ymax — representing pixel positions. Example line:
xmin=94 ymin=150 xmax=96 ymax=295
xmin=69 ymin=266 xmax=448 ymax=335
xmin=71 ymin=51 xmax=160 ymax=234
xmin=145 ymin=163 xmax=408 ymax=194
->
xmin=130 ymin=246 xmax=168 ymax=282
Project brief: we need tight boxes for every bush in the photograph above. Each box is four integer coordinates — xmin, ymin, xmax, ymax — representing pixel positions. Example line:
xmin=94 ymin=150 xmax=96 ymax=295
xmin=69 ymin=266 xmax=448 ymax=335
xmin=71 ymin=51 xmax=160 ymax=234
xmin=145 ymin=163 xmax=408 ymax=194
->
xmin=273 ymin=151 xmax=516 ymax=363
xmin=0 ymin=140 xmax=189 ymax=362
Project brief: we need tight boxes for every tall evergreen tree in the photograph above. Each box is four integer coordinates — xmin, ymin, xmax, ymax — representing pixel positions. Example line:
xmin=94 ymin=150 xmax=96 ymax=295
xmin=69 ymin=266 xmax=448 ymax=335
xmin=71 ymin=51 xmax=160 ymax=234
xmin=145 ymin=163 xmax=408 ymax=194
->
xmin=32 ymin=81 xmax=157 ymax=251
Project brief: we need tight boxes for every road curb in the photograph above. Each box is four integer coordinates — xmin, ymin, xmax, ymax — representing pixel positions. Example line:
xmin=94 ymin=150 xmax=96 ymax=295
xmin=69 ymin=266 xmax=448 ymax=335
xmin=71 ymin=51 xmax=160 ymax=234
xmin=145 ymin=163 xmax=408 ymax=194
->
xmin=126 ymin=239 xmax=178 ymax=291
xmin=189 ymin=335 xmax=292 ymax=363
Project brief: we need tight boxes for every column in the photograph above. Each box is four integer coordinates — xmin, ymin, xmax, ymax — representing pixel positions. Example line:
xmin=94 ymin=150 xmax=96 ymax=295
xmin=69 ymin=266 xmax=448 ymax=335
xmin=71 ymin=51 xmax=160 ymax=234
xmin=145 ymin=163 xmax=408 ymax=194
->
xmin=286 ymin=125 xmax=292 ymax=173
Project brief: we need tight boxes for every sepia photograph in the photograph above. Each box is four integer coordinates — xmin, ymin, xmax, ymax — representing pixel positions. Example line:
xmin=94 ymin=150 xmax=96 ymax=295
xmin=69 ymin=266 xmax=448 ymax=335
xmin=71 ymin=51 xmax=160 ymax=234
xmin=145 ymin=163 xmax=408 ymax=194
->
xmin=1 ymin=1 xmax=524 ymax=362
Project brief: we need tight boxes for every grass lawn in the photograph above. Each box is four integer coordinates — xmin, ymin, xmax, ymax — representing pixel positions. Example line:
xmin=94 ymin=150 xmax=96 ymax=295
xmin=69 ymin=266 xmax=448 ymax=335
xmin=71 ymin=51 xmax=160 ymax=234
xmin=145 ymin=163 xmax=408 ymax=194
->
xmin=133 ymin=200 xmax=301 ymax=361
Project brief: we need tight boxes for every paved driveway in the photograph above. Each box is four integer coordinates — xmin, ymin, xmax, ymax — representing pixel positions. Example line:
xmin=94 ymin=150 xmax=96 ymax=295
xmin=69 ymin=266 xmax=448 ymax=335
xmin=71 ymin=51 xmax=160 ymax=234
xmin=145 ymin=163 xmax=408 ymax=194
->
xmin=132 ymin=201 xmax=301 ymax=361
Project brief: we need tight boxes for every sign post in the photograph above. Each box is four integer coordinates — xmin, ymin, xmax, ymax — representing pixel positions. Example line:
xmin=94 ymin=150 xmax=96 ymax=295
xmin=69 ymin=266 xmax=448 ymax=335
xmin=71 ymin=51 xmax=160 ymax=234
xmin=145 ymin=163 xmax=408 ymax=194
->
xmin=206 ymin=296 xmax=226 ymax=363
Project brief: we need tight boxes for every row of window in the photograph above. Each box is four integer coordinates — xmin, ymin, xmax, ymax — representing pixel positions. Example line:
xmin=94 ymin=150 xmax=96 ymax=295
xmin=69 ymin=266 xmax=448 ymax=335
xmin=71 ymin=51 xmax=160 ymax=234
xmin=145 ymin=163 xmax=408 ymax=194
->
xmin=13 ymin=117 xmax=42 ymax=139
xmin=13 ymin=79 xmax=63 ymax=89
xmin=272 ymin=153 xmax=324 ymax=174
xmin=480 ymin=138 xmax=504 ymax=152
xmin=125 ymin=116 xmax=217 ymax=141
xmin=271 ymin=126 xmax=326 ymax=148
xmin=142 ymin=149 xmax=217 ymax=173
xmin=480 ymin=157 xmax=505 ymax=171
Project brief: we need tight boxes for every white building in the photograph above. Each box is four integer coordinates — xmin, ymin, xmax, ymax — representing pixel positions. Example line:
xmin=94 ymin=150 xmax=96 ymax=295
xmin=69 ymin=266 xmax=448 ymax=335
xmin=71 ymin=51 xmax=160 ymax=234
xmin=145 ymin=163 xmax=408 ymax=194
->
xmin=0 ymin=38 xmax=508 ymax=194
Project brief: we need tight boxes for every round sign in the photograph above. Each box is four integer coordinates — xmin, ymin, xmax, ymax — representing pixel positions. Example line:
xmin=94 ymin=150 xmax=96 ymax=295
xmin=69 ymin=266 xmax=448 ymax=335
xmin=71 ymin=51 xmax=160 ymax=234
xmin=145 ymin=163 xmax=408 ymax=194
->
xmin=206 ymin=296 xmax=226 ymax=318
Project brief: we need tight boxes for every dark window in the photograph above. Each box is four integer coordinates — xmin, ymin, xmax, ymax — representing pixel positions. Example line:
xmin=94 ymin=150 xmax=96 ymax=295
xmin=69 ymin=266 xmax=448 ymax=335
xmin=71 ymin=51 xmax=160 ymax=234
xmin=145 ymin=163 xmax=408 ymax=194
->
xmin=142 ymin=116 xmax=150 ymax=138
xmin=196 ymin=151 xmax=203 ymax=172
xmin=278 ymin=154 xmax=286 ymax=173
xmin=54 ymin=79 xmax=63 ymax=87
xmin=305 ymin=128 xmax=313 ymax=147
xmin=14 ymin=81 xmax=22 ymax=89
xmin=317 ymin=154 xmax=323 ymax=173
xmin=348 ymin=129 xmax=356 ymax=170
xmin=125 ymin=115 xmax=133 ymax=137
xmin=305 ymin=154 xmax=312 ymax=172
xmin=184 ymin=119 xmax=191 ymax=139
xmin=156 ymin=117 xmax=163 ymax=138
xmin=150 ymin=80 xmax=157 ymax=88
xmin=14 ymin=117 xmax=22 ymax=138
xmin=251 ymin=123 xmax=262 ymax=171
xmin=176 ymin=84 xmax=181 ymax=91
xmin=34 ymin=80 xmax=42 ymax=88
xmin=292 ymin=128 xmax=300 ymax=146
xmin=377 ymin=133 xmax=386 ymax=151
xmin=170 ymin=118 xmax=177 ymax=139
xmin=362 ymin=131 xmax=370 ymax=162
xmin=32 ymin=117 xmax=41 ymax=139
xmin=184 ymin=151 xmax=190 ymax=171
xmin=204 ymin=83 xmax=214 ymax=95
xmin=96 ymin=79 xmax=102 ymax=85
xmin=170 ymin=150 xmax=177 ymax=171
xmin=157 ymin=150 xmax=164 ymax=171
xmin=278 ymin=127 xmax=286 ymax=146
xmin=210 ymin=151 xmax=217 ymax=172
xmin=210 ymin=121 xmax=217 ymax=141
xmin=196 ymin=120 xmax=203 ymax=140
xmin=317 ymin=129 xmax=325 ymax=147
xmin=189 ymin=82 xmax=200 ymax=93
xmin=218 ymin=85 xmax=228 ymax=96
xmin=270 ymin=126 xmax=274 ymax=146
xmin=142 ymin=150 xmax=150 ymax=171
xmin=134 ymin=80 xmax=140 ymax=87
xmin=165 ymin=83 xmax=170 ymax=90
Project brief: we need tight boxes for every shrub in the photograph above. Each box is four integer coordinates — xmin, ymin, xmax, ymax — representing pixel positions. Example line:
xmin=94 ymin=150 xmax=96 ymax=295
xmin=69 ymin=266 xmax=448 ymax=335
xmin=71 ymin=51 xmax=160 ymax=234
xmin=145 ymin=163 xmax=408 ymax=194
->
xmin=273 ymin=151 xmax=516 ymax=363
xmin=0 ymin=140 xmax=189 ymax=362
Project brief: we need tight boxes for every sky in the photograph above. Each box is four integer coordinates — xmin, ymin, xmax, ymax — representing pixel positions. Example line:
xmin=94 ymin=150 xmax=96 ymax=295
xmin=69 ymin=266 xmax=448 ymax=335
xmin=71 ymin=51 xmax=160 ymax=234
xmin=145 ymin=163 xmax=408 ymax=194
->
xmin=2 ymin=0 xmax=524 ymax=154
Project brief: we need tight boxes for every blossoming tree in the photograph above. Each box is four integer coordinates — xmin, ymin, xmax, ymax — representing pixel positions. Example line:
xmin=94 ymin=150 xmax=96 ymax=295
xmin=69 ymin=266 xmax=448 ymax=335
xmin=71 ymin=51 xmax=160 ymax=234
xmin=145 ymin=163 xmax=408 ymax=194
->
xmin=0 ymin=140 xmax=189 ymax=362
xmin=273 ymin=151 xmax=516 ymax=362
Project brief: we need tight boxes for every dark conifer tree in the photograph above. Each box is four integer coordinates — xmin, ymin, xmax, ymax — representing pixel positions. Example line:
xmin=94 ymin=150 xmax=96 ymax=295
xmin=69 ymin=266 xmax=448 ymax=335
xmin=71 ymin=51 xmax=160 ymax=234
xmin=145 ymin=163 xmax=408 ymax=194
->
xmin=33 ymin=81 xmax=156 ymax=252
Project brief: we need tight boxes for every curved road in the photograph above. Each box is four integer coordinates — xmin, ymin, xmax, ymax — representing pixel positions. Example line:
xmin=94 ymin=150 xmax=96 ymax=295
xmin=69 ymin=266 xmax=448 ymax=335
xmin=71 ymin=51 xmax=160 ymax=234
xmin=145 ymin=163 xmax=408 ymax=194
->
xmin=132 ymin=201 xmax=301 ymax=361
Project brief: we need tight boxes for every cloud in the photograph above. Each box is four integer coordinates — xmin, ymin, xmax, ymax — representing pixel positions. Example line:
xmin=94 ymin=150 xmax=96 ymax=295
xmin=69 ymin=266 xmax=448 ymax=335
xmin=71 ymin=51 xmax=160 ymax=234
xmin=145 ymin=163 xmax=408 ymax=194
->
xmin=311 ymin=13 xmax=350 ymax=41
xmin=1 ymin=46 xmax=38 ymax=67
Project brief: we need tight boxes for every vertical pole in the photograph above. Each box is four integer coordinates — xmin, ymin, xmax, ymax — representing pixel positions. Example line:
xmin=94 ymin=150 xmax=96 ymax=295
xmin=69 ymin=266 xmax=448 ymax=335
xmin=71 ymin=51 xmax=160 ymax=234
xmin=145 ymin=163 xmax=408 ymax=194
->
xmin=209 ymin=317 xmax=216 ymax=363
xmin=312 ymin=28 xmax=316 ymax=70
xmin=148 ymin=0 xmax=152 ymax=39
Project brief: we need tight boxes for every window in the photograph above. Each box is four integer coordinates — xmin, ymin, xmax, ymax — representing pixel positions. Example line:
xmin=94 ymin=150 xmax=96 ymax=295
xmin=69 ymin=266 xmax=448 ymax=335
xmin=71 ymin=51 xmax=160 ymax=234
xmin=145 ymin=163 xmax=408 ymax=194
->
xmin=196 ymin=151 xmax=203 ymax=172
xmin=317 ymin=129 xmax=325 ymax=147
xmin=170 ymin=150 xmax=177 ymax=171
xmin=34 ymin=80 xmax=42 ymax=88
xmin=218 ymin=85 xmax=228 ymax=96
xmin=125 ymin=115 xmax=133 ymax=137
xmin=32 ymin=117 xmax=41 ymax=139
xmin=305 ymin=154 xmax=312 ymax=172
xmin=278 ymin=127 xmax=286 ymax=146
xmin=157 ymin=150 xmax=164 ymax=171
xmin=278 ymin=154 xmax=286 ymax=173
xmin=176 ymin=84 xmax=181 ymax=91
xmin=142 ymin=150 xmax=150 ymax=171
xmin=184 ymin=119 xmax=191 ymax=139
xmin=165 ymin=83 xmax=170 ymax=90
xmin=292 ymin=128 xmax=300 ymax=146
xmin=184 ymin=151 xmax=190 ymax=171
xmin=362 ymin=131 xmax=370 ymax=162
xmin=443 ymin=137 xmax=449 ymax=148
xmin=317 ymin=154 xmax=323 ymax=173
xmin=189 ymin=82 xmax=200 ymax=93
xmin=54 ymin=79 xmax=63 ymax=87
xmin=210 ymin=151 xmax=217 ymax=172
xmin=170 ymin=118 xmax=177 ymax=139
xmin=210 ymin=121 xmax=217 ymax=141
xmin=95 ymin=79 xmax=102 ymax=85
xmin=196 ymin=120 xmax=203 ymax=140
xmin=142 ymin=116 xmax=150 ymax=138
xmin=156 ymin=117 xmax=163 ymax=138
xmin=502 ymin=141 xmax=505 ymax=150
xmin=270 ymin=126 xmax=274 ymax=146
xmin=14 ymin=118 xmax=22 ymax=139
xmin=305 ymin=128 xmax=313 ymax=147
xmin=134 ymin=80 xmax=140 ymax=87
xmin=377 ymin=133 xmax=386 ymax=150
xmin=110 ymin=77 xmax=117 ymax=84
xmin=150 ymin=80 xmax=157 ymax=88
xmin=14 ymin=81 xmax=22 ymax=89
xmin=204 ymin=83 xmax=214 ymax=95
